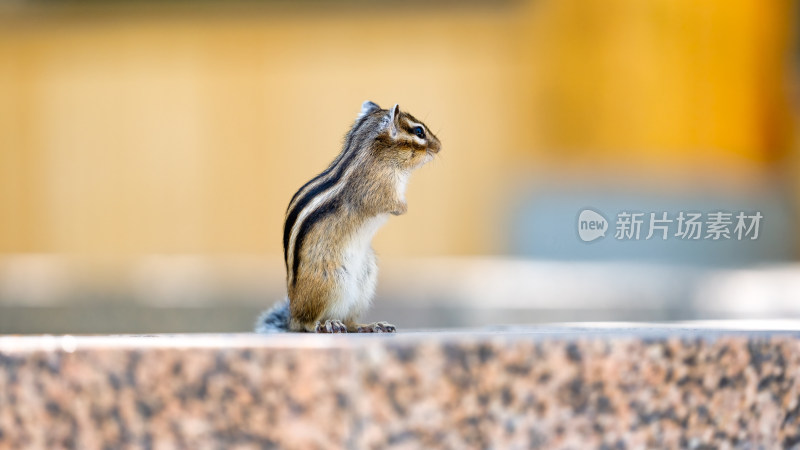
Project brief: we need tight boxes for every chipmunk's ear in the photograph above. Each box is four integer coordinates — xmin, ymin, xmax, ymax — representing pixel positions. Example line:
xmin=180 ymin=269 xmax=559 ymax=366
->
xmin=358 ymin=101 xmax=381 ymax=120
xmin=388 ymin=104 xmax=401 ymax=138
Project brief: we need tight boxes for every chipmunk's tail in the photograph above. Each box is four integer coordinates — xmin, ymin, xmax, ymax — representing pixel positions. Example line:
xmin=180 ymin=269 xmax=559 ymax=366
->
xmin=254 ymin=299 xmax=291 ymax=333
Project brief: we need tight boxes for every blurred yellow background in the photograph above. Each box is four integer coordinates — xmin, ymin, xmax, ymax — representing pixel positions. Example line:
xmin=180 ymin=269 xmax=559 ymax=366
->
xmin=1 ymin=0 xmax=793 ymax=257
xmin=0 ymin=0 xmax=798 ymax=332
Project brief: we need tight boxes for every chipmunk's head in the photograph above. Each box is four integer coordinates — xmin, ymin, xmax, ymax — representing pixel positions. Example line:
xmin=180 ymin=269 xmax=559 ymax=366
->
xmin=355 ymin=101 xmax=441 ymax=172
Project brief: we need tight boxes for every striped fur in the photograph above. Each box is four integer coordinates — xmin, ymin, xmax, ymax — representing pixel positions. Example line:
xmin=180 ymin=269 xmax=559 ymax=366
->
xmin=269 ymin=102 xmax=441 ymax=333
xmin=282 ymin=113 xmax=372 ymax=274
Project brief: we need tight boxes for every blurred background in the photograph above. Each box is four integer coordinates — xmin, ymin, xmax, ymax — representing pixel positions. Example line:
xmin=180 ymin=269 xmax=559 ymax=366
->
xmin=1 ymin=0 xmax=798 ymax=333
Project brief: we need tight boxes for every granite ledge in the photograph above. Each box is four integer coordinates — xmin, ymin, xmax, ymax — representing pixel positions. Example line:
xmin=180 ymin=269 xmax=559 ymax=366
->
xmin=1 ymin=323 xmax=800 ymax=449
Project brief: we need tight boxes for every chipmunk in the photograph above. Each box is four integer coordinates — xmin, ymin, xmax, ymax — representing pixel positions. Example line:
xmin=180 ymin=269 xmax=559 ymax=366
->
xmin=255 ymin=101 xmax=441 ymax=333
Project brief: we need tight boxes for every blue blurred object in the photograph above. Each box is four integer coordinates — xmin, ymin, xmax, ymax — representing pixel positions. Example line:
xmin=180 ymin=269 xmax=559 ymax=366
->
xmin=509 ymin=186 xmax=794 ymax=267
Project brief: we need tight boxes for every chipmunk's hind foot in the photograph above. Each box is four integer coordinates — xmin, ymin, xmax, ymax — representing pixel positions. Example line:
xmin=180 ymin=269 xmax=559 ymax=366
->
xmin=355 ymin=322 xmax=396 ymax=333
xmin=314 ymin=320 xmax=348 ymax=333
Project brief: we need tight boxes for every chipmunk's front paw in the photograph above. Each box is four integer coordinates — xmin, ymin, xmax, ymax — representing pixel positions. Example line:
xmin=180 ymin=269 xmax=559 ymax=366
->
xmin=314 ymin=320 xmax=348 ymax=333
xmin=391 ymin=202 xmax=408 ymax=216
xmin=356 ymin=322 xmax=396 ymax=333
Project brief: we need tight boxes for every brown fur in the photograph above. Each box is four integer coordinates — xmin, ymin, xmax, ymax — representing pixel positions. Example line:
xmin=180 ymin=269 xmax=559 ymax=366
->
xmin=285 ymin=103 xmax=440 ymax=333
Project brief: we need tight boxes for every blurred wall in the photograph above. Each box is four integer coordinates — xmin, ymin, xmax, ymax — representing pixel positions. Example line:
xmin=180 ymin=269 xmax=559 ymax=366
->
xmin=0 ymin=0 xmax=794 ymax=258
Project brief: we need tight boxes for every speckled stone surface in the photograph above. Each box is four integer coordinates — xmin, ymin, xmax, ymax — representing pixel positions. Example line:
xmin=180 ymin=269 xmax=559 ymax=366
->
xmin=1 ymin=326 xmax=800 ymax=449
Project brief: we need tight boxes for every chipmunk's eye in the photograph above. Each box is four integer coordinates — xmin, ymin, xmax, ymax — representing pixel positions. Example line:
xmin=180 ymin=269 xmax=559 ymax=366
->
xmin=412 ymin=126 xmax=425 ymax=139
